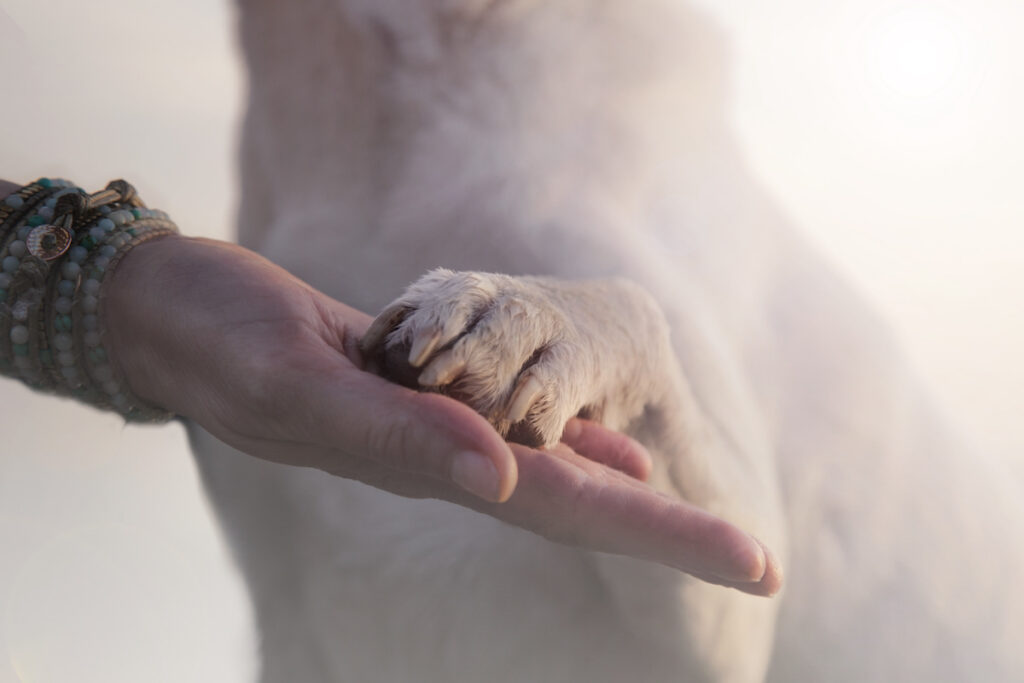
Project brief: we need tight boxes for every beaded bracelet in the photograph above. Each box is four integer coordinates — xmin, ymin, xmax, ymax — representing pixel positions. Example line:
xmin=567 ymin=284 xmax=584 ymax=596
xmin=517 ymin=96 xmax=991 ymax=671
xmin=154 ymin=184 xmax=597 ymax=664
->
xmin=0 ymin=178 xmax=179 ymax=422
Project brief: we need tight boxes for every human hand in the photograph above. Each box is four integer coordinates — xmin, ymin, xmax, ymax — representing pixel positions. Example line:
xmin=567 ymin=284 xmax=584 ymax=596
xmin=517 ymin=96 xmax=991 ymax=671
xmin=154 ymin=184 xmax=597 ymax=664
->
xmin=103 ymin=236 xmax=780 ymax=595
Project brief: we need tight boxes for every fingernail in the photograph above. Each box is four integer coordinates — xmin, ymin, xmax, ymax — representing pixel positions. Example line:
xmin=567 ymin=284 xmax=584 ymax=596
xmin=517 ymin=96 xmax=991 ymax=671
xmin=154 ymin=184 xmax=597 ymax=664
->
xmin=451 ymin=451 xmax=501 ymax=502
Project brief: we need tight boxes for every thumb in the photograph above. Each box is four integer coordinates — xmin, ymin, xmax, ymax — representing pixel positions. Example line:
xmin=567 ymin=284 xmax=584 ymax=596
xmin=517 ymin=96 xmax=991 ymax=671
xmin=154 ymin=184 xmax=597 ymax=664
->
xmin=309 ymin=366 xmax=518 ymax=502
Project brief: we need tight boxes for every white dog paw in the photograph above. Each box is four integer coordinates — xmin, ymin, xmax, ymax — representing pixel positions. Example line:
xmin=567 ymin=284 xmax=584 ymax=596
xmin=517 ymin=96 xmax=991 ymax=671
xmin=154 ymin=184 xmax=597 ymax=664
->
xmin=359 ymin=269 xmax=607 ymax=448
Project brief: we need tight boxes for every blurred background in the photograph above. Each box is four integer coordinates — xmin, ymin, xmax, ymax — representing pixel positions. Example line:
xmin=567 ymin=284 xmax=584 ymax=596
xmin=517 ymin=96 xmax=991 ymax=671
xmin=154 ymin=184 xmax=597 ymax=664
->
xmin=0 ymin=0 xmax=1021 ymax=680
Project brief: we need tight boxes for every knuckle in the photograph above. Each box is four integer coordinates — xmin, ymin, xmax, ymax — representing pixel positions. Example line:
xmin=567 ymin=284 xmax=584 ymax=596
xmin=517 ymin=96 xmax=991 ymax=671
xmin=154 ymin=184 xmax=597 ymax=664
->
xmin=362 ymin=408 xmax=426 ymax=474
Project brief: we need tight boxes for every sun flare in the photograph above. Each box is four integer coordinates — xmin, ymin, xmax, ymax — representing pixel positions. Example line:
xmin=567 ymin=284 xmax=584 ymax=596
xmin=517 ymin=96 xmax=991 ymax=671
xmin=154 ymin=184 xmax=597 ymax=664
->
xmin=864 ymin=6 xmax=969 ymax=98
xmin=848 ymin=2 xmax=988 ymax=132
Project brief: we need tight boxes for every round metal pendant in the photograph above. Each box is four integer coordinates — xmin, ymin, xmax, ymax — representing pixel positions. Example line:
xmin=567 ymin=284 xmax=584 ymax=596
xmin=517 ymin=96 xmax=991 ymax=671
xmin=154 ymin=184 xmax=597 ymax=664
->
xmin=26 ymin=224 xmax=72 ymax=261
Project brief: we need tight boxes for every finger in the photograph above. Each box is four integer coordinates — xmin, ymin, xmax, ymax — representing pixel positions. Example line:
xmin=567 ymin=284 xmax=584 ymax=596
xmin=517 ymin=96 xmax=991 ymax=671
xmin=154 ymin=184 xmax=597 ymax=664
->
xmin=559 ymin=418 xmax=653 ymax=481
xmin=227 ymin=435 xmax=455 ymax=500
xmin=249 ymin=432 xmax=781 ymax=594
xmin=490 ymin=444 xmax=776 ymax=590
xmin=307 ymin=365 xmax=518 ymax=503
xmin=690 ymin=539 xmax=783 ymax=597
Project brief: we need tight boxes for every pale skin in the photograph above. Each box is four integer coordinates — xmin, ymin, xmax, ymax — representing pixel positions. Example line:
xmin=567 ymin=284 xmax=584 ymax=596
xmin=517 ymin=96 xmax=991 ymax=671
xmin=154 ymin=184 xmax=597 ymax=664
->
xmin=0 ymin=179 xmax=781 ymax=595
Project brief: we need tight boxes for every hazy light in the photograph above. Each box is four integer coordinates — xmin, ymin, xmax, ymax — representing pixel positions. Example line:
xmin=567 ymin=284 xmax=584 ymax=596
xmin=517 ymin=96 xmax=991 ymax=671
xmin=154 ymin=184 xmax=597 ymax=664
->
xmin=866 ymin=6 xmax=968 ymax=98
xmin=846 ymin=1 xmax=990 ymax=136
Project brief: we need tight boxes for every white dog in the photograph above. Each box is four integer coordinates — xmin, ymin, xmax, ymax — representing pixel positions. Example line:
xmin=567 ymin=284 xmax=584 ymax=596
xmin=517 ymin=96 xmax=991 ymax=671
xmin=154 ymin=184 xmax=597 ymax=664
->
xmin=189 ymin=1 xmax=1024 ymax=681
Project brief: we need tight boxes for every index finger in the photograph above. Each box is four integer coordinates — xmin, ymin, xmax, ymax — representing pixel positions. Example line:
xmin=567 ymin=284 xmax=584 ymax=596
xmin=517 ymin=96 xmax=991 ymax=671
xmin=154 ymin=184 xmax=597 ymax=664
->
xmin=485 ymin=444 xmax=783 ymax=596
xmin=560 ymin=417 xmax=653 ymax=481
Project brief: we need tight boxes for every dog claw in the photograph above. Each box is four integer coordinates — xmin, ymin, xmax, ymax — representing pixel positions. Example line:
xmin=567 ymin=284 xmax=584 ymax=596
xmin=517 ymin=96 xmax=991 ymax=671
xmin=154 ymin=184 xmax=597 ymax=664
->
xmin=506 ymin=374 xmax=544 ymax=423
xmin=360 ymin=303 xmax=411 ymax=355
xmin=419 ymin=350 xmax=466 ymax=387
xmin=409 ymin=327 xmax=443 ymax=367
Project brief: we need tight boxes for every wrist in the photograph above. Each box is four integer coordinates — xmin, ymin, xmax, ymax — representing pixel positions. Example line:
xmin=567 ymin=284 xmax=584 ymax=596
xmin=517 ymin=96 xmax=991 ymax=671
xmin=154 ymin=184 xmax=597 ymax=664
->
xmin=1 ymin=178 xmax=178 ymax=419
xmin=101 ymin=233 xmax=197 ymax=414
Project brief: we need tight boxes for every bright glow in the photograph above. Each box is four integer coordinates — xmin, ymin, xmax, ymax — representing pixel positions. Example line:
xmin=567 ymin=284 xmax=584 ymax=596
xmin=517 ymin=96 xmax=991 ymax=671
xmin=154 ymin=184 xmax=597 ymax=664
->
xmin=845 ymin=1 xmax=991 ymax=136
xmin=865 ymin=6 xmax=968 ymax=98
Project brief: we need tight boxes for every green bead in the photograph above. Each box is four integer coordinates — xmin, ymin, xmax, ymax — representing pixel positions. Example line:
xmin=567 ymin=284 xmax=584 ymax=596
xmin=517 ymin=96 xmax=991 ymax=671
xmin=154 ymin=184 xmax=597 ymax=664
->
xmin=54 ymin=315 xmax=72 ymax=332
xmin=126 ymin=227 xmax=137 ymax=237
xmin=39 ymin=349 xmax=53 ymax=366
xmin=131 ymin=208 xmax=142 ymax=219
xmin=0 ymin=289 xmax=6 ymax=303
xmin=91 ymin=347 xmax=107 ymax=363
xmin=91 ymin=267 xmax=105 ymax=278
xmin=39 ymin=178 xmax=53 ymax=188
xmin=26 ymin=215 xmax=46 ymax=227
xmin=13 ymin=343 xmax=29 ymax=357
xmin=80 ymin=236 xmax=96 ymax=250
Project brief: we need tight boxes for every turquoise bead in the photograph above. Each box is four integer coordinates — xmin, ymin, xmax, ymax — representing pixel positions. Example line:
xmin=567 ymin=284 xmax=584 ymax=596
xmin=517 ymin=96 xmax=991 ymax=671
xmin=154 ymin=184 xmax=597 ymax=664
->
xmin=54 ymin=297 xmax=73 ymax=315
xmin=10 ymin=325 xmax=29 ymax=345
xmin=52 ymin=333 xmax=73 ymax=352
xmin=12 ymin=344 xmax=29 ymax=357
xmin=60 ymin=261 xmax=80 ymax=279
xmin=0 ymin=289 xmax=6 ymax=303
xmin=39 ymin=349 xmax=52 ymax=366
xmin=26 ymin=215 xmax=46 ymax=227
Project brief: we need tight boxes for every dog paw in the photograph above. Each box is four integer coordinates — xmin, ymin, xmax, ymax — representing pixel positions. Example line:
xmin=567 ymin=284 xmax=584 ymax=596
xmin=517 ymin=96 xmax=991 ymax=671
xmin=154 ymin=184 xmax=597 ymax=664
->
xmin=359 ymin=269 xmax=606 ymax=448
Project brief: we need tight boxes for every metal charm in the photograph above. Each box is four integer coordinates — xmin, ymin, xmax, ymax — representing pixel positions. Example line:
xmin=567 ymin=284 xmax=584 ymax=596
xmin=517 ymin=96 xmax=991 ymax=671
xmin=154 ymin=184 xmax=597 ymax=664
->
xmin=26 ymin=224 xmax=73 ymax=261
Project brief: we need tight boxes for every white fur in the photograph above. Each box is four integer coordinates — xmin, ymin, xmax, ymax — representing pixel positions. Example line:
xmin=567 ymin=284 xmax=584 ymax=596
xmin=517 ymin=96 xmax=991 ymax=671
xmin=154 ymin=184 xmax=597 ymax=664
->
xmin=189 ymin=1 xmax=1024 ymax=681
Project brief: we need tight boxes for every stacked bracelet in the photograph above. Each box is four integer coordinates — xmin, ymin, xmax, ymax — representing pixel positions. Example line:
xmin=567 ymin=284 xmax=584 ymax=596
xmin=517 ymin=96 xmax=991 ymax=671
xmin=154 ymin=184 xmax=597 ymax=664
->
xmin=0 ymin=178 xmax=179 ymax=422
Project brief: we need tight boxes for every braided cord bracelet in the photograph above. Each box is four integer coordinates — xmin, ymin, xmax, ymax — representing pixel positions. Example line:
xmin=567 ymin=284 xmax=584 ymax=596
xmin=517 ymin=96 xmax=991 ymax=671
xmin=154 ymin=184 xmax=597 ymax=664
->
xmin=0 ymin=178 xmax=179 ymax=421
